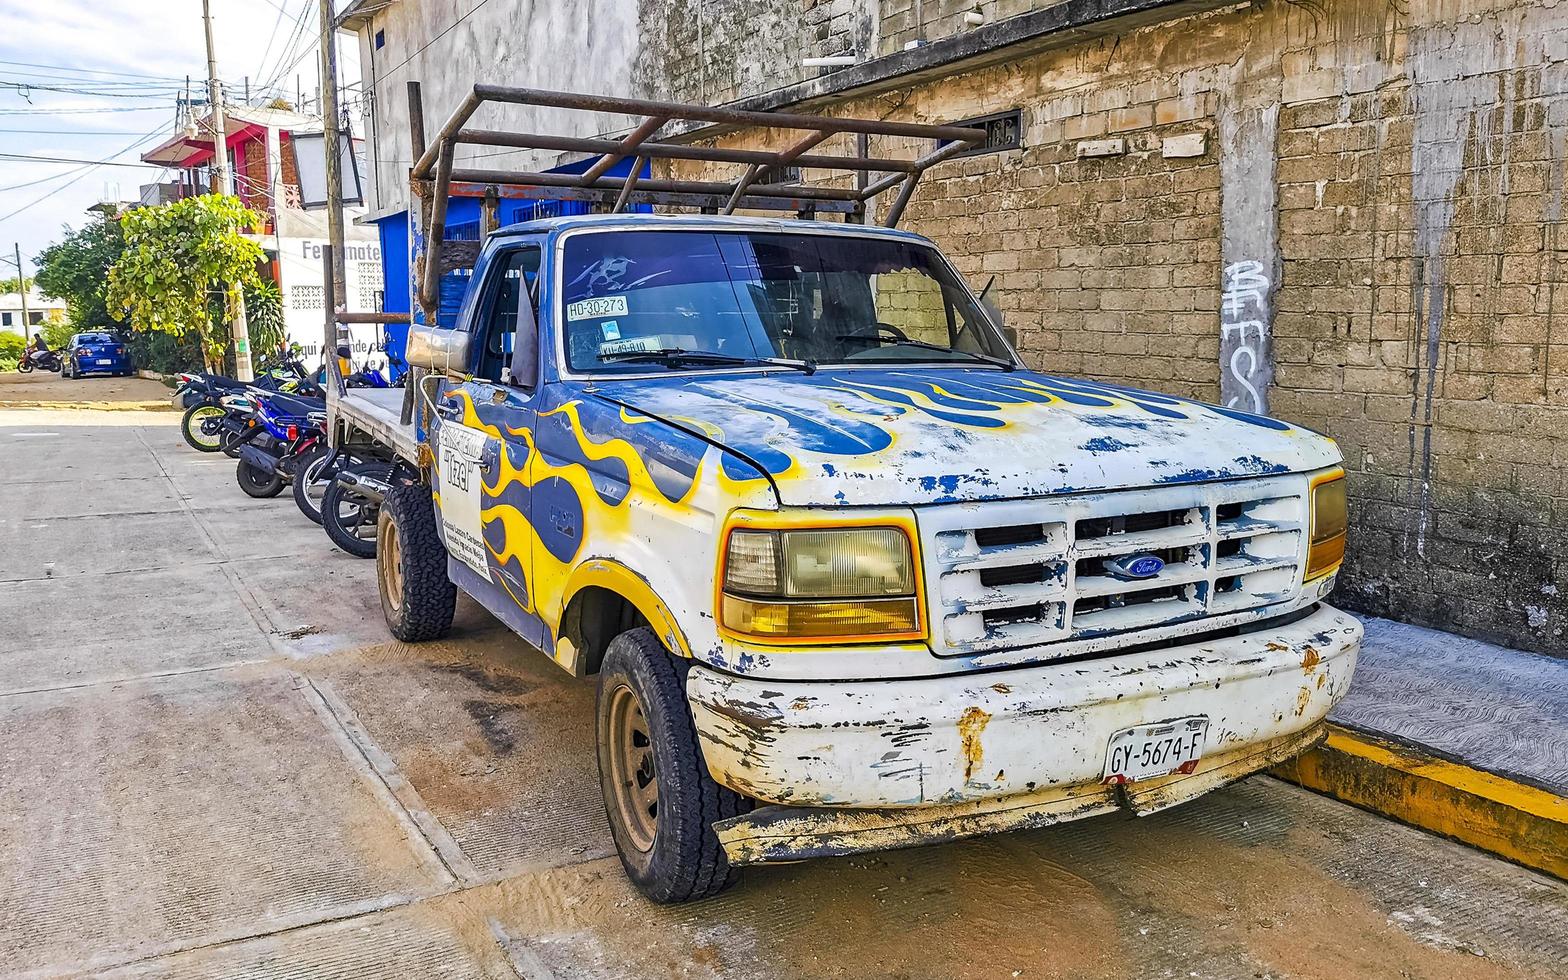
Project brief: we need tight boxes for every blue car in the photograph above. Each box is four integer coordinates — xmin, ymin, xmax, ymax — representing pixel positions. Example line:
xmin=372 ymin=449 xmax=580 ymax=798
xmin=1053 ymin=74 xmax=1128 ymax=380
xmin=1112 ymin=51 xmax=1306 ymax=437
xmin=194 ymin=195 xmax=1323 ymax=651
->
xmin=63 ymin=332 xmax=134 ymax=378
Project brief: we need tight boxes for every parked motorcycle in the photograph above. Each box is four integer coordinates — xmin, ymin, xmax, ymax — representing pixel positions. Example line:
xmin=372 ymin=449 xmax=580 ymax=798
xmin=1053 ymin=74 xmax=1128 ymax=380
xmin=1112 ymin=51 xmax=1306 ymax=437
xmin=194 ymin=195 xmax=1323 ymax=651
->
xmin=177 ymin=363 xmax=321 ymax=452
xmin=321 ymin=460 xmax=399 ymax=558
xmin=15 ymin=348 xmax=62 ymax=373
xmin=231 ymin=388 xmax=328 ymax=499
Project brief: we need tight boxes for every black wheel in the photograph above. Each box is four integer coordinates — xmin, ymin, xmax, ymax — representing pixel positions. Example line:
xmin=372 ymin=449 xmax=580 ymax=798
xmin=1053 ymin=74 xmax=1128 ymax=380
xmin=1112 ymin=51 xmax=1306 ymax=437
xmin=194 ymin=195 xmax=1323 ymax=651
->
xmin=597 ymin=629 xmax=746 ymax=904
xmin=220 ymin=426 xmax=244 ymax=458
xmin=236 ymin=458 xmax=285 ymax=498
xmin=377 ymin=483 xmax=457 ymax=641
xmin=181 ymin=404 xmax=226 ymax=452
xmin=16 ymin=360 xmax=32 ymax=373
xmin=322 ymin=462 xmax=388 ymax=559
xmin=292 ymin=445 xmax=340 ymax=525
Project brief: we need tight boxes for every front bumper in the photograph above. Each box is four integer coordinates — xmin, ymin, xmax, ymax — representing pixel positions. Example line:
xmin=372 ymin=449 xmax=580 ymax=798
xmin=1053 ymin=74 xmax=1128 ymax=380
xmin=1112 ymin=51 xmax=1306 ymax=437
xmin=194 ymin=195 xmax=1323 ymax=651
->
xmin=688 ymin=603 xmax=1361 ymax=862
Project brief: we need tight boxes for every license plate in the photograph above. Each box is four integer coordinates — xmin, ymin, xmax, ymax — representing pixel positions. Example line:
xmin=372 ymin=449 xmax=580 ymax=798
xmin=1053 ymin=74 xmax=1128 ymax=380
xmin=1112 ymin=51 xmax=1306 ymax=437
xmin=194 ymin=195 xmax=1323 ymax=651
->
xmin=96 ymin=358 xmax=113 ymax=365
xmin=1103 ymin=716 xmax=1208 ymax=784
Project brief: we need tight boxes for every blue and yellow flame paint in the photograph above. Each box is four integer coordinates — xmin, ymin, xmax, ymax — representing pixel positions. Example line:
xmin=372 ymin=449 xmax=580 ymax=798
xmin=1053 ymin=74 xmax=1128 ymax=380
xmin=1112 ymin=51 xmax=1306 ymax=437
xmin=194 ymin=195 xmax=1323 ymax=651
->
xmin=433 ymin=364 xmax=1327 ymax=671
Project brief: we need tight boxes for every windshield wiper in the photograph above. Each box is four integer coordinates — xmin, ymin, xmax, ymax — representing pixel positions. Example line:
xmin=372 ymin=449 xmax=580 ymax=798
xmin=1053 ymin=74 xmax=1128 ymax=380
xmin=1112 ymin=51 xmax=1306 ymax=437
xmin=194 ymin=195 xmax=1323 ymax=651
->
xmin=599 ymin=348 xmax=816 ymax=374
xmin=841 ymin=336 xmax=1016 ymax=371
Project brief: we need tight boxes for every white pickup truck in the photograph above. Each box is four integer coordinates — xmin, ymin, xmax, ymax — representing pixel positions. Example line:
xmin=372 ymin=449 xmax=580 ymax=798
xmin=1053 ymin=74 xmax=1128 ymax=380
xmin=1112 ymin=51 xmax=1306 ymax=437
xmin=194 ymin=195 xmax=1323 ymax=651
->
xmin=373 ymin=211 xmax=1359 ymax=904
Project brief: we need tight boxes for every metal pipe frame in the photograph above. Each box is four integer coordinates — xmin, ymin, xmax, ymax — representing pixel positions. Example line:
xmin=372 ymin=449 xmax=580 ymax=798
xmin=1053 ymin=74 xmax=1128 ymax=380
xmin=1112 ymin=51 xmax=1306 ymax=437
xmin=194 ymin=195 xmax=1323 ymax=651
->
xmin=455 ymin=129 xmax=921 ymax=173
xmin=446 ymin=167 xmax=862 ymax=202
xmin=409 ymin=84 xmax=984 ymax=316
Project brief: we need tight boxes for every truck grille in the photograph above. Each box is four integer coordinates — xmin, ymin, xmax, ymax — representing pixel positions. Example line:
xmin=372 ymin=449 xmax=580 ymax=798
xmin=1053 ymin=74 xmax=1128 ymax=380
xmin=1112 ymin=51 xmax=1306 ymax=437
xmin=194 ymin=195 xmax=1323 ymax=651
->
xmin=924 ymin=476 xmax=1307 ymax=656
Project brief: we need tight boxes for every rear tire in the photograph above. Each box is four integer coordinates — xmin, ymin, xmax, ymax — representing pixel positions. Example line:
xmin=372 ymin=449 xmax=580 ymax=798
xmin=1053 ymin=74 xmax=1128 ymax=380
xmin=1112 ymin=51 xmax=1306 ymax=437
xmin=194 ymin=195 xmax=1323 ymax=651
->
xmin=236 ymin=458 xmax=285 ymax=498
xmin=322 ymin=462 xmax=388 ymax=559
xmin=181 ymin=404 xmax=225 ymax=452
xmin=596 ymin=628 xmax=745 ymax=904
xmin=377 ymin=483 xmax=457 ymax=641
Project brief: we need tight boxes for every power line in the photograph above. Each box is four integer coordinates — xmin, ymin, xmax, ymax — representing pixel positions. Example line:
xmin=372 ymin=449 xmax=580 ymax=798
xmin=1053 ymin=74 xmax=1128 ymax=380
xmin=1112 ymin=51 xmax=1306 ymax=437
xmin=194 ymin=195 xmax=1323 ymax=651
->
xmin=0 ymin=128 xmax=168 ymax=221
xmin=0 ymin=128 xmax=153 ymax=135
xmin=0 ymin=59 xmax=193 ymax=82
xmin=1 ymin=81 xmax=183 ymax=100
xmin=0 ymin=151 xmax=166 ymax=169
xmin=0 ymin=105 xmax=171 ymax=116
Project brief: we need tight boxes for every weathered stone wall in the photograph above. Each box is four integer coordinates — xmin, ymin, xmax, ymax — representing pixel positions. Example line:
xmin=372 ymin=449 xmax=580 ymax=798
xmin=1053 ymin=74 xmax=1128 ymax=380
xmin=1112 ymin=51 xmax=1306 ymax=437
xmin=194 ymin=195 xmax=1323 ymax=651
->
xmin=676 ymin=0 xmax=1568 ymax=656
xmin=354 ymin=0 xmax=875 ymax=215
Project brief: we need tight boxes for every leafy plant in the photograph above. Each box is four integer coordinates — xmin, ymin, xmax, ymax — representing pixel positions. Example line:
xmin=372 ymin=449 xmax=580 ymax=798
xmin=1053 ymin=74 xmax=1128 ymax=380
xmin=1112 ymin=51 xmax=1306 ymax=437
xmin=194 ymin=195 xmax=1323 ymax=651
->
xmin=0 ymin=330 xmax=22 ymax=371
xmin=0 ymin=276 xmax=33 ymax=294
xmin=243 ymin=278 xmax=288 ymax=363
xmin=34 ymin=216 xmax=126 ymax=332
xmin=107 ymin=195 xmax=266 ymax=371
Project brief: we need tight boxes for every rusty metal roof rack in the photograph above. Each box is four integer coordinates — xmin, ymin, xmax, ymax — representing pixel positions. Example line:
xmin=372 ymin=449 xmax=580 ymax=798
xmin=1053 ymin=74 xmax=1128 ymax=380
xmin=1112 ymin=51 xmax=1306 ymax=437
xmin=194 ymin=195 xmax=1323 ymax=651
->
xmin=406 ymin=83 xmax=985 ymax=318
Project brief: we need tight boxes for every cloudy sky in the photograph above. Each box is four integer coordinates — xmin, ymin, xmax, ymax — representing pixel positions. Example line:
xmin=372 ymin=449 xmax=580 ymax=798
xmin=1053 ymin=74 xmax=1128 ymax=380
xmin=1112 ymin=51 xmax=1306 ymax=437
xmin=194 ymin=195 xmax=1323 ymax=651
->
xmin=0 ymin=0 xmax=360 ymax=278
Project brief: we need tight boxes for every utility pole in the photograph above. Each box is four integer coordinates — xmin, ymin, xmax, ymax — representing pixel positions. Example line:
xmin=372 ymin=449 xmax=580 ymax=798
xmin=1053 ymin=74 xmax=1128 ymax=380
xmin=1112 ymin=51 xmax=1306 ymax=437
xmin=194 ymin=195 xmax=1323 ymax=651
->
xmin=318 ymin=0 xmax=348 ymax=342
xmin=14 ymin=244 xmax=31 ymax=344
xmin=202 ymin=0 xmax=254 ymax=381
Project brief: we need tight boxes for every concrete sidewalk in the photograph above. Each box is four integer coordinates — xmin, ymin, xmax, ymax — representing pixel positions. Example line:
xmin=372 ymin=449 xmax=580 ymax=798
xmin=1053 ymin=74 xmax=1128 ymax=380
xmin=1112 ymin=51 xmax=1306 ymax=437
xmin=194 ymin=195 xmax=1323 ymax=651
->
xmin=1277 ymin=618 xmax=1568 ymax=880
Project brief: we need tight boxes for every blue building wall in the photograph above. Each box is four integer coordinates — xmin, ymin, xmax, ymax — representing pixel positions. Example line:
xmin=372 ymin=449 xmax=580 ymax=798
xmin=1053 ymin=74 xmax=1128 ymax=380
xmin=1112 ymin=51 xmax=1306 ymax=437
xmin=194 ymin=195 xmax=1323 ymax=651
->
xmin=369 ymin=158 xmax=648 ymax=379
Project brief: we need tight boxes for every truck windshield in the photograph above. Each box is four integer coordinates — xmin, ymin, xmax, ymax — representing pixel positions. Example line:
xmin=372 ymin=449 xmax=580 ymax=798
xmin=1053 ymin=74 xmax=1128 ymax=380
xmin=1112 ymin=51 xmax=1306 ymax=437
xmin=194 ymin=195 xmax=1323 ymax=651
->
xmin=560 ymin=230 xmax=1013 ymax=373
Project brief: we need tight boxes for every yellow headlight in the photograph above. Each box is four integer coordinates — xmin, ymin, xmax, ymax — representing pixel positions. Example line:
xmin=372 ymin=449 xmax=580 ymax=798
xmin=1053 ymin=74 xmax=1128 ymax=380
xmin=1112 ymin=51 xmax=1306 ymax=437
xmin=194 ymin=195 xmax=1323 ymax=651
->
xmin=1306 ymin=473 xmax=1347 ymax=581
xmin=721 ymin=525 xmax=923 ymax=642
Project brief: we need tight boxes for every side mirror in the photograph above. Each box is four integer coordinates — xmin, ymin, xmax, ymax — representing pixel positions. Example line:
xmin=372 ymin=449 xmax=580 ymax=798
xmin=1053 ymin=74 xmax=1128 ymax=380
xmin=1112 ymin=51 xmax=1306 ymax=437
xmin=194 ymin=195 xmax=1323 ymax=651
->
xmin=405 ymin=324 xmax=471 ymax=374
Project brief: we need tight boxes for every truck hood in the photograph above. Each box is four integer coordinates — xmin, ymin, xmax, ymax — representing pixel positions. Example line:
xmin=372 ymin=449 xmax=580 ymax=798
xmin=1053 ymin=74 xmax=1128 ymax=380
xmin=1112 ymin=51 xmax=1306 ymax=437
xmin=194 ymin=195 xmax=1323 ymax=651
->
xmin=589 ymin=367 xmax=1339 ymax=507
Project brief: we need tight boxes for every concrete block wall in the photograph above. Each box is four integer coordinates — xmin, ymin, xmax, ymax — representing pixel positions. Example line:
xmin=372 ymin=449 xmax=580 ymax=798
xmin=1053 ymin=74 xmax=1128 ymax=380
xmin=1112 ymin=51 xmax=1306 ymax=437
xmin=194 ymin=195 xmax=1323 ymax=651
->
xmin=680 ymin=0 xmax=1568 ymax=656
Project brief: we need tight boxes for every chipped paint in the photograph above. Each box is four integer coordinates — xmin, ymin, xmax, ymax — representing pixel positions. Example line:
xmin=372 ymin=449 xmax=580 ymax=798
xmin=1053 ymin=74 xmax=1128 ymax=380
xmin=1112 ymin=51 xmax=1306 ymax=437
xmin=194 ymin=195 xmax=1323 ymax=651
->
xmin=687 ymin=606 xmax=1361 ymax=808
xmin=958 ymin=706 xmax=992 ymax=782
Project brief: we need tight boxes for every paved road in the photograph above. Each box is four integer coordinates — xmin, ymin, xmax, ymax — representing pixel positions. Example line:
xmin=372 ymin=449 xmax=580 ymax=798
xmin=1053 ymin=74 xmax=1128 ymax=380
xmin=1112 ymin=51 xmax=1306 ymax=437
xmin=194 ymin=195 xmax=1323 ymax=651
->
xmin=2 ymin=406 xmax=1566 ymax=980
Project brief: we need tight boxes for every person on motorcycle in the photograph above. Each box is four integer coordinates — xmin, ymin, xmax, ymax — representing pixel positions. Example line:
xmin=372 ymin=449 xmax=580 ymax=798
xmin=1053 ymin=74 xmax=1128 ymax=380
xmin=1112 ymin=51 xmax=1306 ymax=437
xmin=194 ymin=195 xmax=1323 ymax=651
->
xmin=25 ymin=335 xmax=49 ymax=367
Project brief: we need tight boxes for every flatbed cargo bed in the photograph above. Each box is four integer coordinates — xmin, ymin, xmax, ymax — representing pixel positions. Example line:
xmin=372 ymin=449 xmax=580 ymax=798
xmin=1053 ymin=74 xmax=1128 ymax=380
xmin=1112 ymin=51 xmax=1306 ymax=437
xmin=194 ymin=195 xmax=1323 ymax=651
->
xmin=330 ymin=386 xmax=419 ymax=461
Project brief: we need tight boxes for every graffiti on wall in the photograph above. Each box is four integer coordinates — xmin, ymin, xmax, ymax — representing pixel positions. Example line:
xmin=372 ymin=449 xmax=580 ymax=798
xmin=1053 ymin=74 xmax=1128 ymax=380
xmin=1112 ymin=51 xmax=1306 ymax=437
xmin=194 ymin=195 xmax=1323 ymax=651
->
xmin=1219 ymin=260 xmax=1271 ymax=413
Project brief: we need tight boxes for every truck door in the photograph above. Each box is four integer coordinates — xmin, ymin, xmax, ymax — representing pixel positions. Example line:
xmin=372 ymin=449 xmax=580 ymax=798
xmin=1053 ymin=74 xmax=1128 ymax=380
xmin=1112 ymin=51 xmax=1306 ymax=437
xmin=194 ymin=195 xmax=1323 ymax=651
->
xmin=431 ymin=241 xmax=546 ymax=646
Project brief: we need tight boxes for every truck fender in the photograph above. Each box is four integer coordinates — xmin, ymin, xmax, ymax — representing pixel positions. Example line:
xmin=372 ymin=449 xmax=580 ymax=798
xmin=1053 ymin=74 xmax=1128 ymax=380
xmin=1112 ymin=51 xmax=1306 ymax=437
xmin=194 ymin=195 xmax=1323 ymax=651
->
xmin=556 ymin=558 xmax=693 ymax=675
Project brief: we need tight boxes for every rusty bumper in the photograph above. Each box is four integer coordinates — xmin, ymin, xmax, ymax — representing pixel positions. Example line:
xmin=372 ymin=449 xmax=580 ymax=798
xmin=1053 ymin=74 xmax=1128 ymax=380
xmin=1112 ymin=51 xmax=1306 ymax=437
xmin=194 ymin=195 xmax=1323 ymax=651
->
xmin=688 ymin=603 xmax=1361 ymax=813
xmin=714 ymin=723 xmax=1327 ymax=865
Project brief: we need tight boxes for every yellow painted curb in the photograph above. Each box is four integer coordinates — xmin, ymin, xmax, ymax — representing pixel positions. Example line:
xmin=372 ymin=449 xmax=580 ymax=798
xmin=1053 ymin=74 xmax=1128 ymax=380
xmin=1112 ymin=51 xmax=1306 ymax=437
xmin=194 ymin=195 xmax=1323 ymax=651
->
xmin=1273 ymin=724 xmax=1568 ymax=881
xmin=0 ymin=399 xmax=176 ymax=412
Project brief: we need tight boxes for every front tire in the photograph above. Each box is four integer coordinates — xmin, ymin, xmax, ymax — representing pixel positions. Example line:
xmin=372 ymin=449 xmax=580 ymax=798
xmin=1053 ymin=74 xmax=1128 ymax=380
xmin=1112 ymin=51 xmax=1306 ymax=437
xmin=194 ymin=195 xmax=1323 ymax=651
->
xmin=596 ymin=629 xmax=745 ymax=904
xmin=181 ymin=404 xmax=226 ymax=452
xmin=236 ymin=458 xmax=285 ymax=498
xmin=377 ymin=483 xmax=457 ymax=641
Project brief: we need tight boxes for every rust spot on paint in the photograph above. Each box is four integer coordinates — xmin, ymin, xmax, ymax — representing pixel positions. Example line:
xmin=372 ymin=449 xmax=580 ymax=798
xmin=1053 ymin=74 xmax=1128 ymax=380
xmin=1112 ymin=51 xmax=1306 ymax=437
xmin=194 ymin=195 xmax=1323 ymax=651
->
xmin=1317 ymin=673 xmax=1326 ymax=689
xmin=1295 ymin=686 xmax=1312 ymax=717
xmin=1300 ymin=645 xmax=1321 ymax=674
xmin=1265 ymin=642 xmax=1289 ymax=651
xmin=958 ymin=705 xmax=991 ymax=782
xmin=995 ymin=769 xmax=1006 ymax=782
xmin=991 ymin=682 xmax=1011 ymax=694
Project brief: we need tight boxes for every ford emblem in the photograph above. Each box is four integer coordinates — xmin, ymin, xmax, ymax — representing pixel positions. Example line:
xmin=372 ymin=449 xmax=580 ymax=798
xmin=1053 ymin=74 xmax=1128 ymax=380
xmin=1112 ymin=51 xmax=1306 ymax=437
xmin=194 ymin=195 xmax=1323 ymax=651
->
xmin=1106 ymin=553 xmax=1166 ymax=580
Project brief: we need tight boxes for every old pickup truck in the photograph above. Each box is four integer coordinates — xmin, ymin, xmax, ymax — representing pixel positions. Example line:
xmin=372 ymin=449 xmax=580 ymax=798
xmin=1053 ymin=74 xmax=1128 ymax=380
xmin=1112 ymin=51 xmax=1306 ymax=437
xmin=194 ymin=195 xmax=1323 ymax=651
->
xmin=346 ymin=87 xmax=1360 ymax=904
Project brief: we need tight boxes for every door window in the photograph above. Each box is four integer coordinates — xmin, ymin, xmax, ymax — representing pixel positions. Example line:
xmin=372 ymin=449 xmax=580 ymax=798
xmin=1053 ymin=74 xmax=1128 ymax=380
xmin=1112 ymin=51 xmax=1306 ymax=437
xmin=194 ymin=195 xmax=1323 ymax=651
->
xmin=473 ymin=245 xmax=541 ymax=383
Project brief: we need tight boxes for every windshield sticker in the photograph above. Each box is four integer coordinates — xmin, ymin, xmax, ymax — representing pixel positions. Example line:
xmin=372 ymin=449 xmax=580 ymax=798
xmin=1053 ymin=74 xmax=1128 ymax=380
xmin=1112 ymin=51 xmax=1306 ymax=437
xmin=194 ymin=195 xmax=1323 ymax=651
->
xmin=600 ymin=320 xmax=622 ymax=341
xmin=599 ymin=336 xmax=664 ymax=356
xmin=567 ymin=295 xmax=629 ymax=321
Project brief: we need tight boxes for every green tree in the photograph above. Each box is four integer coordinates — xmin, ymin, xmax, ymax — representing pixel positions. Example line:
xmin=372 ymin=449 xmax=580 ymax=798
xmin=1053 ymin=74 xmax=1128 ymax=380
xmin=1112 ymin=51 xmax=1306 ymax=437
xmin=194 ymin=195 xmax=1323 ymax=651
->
xmin=107 ymin=195 xmax=266 ymax=370
xmin=34 ymin=215 xmax=126 ymax=331
xmin=0 ymin=276 xmax=33 ymax=294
